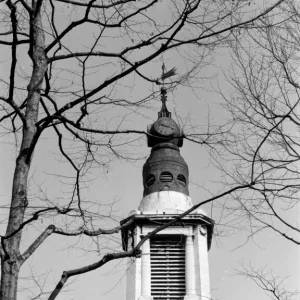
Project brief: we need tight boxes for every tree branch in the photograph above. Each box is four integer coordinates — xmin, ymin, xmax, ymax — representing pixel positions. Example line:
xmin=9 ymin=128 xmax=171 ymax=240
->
xmin=5 ymin=0 xmax=27 ymax=127
xmin=21 ymin=217 xmax=135 ymax=262
xmin=54 ymin=0 xmax=134 ymax=9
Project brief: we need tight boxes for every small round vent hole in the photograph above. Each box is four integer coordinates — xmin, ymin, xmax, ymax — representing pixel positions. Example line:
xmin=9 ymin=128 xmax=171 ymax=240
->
xmin=177 ymin=174 xmax=186 ymax=187
xmin=146 ymin=174 xmax=155 ymax=187
xmin=160 ymin=172 xmax=173 ymax=183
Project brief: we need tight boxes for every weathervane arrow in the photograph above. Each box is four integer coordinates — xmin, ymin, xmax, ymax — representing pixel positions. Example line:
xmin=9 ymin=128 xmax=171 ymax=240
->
xmin=161 ymin=67 xmax=177 ymax=81
xmin=161 ymin=64 xmax=177 ymax=82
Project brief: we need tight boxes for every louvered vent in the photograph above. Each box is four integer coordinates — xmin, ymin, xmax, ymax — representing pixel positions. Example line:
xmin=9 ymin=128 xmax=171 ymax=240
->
xmin=146 ymin=174 xmax=155 ymax=187
xmin=177 ymin=174 xmax=186 ymax=187
xmin=160 ymin=172 xmax=173 ymax=183
xmin=150 ymin=236 xmax=185 ymax=300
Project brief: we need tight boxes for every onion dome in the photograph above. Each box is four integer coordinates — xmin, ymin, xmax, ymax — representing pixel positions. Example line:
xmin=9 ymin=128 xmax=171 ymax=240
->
xmin=142 ymin=88 xmax=189 ymax=197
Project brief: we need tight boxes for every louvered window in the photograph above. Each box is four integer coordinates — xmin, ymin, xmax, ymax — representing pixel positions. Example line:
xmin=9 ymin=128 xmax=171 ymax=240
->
xmin=160 ymin=172 xmax=173 ymax=183
xmin=150 ymin=236 xmax=185 ymax=300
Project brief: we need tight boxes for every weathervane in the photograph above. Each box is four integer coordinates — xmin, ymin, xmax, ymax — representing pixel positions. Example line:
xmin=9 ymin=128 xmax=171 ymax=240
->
xmin=158 ymin=64 xmax=176 ymax=118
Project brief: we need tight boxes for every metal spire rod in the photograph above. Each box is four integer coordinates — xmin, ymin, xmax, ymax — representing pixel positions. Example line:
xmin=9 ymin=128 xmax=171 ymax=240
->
xmin=158 ymin=64 xmax=176 ymax=118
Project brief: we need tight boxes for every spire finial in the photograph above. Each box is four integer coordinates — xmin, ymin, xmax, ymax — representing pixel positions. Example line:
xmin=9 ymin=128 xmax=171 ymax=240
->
xmin=158 ymin=86 xmax=171 ymax=118
xmin=158 ymin=64 xmax=176 ymax=118
xmin=161 ymin=63 xmax=166 ymax=88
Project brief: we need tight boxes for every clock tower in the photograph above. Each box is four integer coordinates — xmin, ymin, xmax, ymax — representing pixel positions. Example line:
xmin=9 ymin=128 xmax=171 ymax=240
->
xmin=120 ymin=88 xmax=214 ymax=300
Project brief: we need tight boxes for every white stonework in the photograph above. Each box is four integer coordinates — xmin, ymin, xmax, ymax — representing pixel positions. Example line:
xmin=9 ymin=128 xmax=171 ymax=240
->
xmin=138 ymin=191 xmax=192 ymax=213
xmin=139 ymin=239 xmax=152 ymax=300
xmin=185 ymin=235 xmax=197 ymax=298
xmin=125 ymin=220 xmax=211 ymax=300
xmin=194 ymin=225 xmax=211 ymax=299
xmin=138 ymin=191 xmax=207 ymax=217
xmin=126 ymin=226 xmax=142 ymax=300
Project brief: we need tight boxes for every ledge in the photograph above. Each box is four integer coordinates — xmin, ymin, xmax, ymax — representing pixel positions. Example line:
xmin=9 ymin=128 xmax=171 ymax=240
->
xmin=120 ymin=212 xmax=214 ymax=251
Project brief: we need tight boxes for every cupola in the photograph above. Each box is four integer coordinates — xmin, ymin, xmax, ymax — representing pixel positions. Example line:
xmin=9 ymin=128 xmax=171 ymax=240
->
xmin=139 ymin=88 xmax=192 ymax=213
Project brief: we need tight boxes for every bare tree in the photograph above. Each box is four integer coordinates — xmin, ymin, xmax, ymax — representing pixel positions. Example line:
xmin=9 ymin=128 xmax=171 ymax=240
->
xmin=210 ymin=1 xmax=300 ymax=299
xmin=0 ymin=0 xmax=285 ymax=299
xmin=237 ymin=263 xmax=298 ymax=300
xmin=221 ymin=0 xmax=300 ymax=245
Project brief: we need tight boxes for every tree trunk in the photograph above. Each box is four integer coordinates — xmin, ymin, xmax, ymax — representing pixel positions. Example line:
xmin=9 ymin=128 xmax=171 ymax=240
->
xmin=0 ymin=259 xmax=21 ymax=300
xmin=0 ymin=1 xmax=47 ymax=298
xmin=0 ymin=152 xmax=31 ymax=299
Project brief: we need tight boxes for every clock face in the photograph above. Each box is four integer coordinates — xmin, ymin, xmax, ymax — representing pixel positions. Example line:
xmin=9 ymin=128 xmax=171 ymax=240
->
xmin=153 ymin=118 xmax=177 ymax=137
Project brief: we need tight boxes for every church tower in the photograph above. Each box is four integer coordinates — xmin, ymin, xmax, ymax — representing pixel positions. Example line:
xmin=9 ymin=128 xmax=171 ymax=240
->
xmin=120 ymin=88 xmax=214 ymax=300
